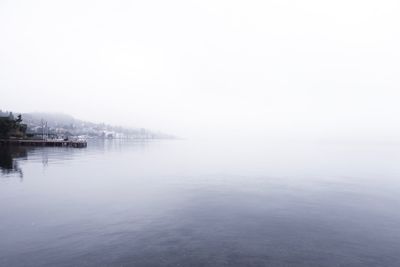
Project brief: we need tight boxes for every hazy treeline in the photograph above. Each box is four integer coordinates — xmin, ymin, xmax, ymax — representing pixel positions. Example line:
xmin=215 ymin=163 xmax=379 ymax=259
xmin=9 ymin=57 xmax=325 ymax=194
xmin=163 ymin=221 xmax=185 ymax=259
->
xmin=1 ymin=110 xmax=175 ymax=139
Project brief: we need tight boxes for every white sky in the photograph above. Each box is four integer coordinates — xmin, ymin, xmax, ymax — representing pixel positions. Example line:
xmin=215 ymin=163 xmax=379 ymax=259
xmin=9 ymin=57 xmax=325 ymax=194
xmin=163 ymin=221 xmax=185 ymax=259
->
xmin=1 ymin=0 xmax=399 ymax=139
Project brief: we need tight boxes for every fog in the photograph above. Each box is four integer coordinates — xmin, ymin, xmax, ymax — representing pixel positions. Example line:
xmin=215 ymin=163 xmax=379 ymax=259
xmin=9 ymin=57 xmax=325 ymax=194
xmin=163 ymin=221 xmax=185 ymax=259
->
xmin=1 ymin=0 xmax=399 ymax=140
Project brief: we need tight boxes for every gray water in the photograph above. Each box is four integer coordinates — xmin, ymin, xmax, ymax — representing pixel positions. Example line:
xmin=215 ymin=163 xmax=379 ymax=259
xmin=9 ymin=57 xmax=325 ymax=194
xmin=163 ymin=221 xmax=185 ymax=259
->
xmin=1 ymin=139 xmax=400 ymax=267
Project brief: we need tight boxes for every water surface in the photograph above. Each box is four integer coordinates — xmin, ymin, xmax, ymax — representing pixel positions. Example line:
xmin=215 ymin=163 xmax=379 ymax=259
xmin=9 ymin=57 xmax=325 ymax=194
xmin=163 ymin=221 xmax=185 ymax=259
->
xmin=1 ymin=139 xmax=400 ymax=266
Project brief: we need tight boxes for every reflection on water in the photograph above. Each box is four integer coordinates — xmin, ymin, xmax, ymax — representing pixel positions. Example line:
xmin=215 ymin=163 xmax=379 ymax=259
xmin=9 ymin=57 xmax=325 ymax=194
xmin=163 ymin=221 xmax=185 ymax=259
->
xmin=0 ymin=139 xmax=400 ymax=267
xmin=0 ymin=139 xmax=152 ymax=180
xmin=0 ymin=146 xmax=29 ymax=179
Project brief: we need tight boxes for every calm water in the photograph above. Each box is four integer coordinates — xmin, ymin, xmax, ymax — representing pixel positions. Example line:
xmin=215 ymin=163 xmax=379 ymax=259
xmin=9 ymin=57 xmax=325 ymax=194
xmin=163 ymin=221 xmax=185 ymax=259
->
xmin=1 ymin=139 xmax=400 ymax=267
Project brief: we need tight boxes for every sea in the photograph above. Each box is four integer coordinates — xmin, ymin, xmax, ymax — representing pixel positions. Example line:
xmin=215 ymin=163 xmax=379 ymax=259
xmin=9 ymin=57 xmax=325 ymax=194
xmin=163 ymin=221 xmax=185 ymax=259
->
xmin=1 ymin=139 xmax=400 ymax=266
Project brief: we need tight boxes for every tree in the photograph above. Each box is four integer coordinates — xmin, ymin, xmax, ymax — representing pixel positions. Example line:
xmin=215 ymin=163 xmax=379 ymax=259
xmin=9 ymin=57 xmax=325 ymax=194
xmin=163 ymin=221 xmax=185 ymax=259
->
xmin=16 ymin=114 xmax=22 ymax=123
xmin=0 ymin=113 xmax=27 ymax=139
xmin=0 ymin=118 xmax=12 ymax=138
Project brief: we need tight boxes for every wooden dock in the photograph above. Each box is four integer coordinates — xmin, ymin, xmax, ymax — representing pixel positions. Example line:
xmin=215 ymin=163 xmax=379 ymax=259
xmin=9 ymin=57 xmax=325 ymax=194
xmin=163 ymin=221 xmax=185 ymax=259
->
xmin=0 ymin=139 xmax=87 ymax=148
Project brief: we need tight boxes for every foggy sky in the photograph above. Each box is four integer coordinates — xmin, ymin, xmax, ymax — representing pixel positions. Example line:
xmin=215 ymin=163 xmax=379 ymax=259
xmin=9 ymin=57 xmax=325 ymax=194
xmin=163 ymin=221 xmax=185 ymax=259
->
xmin=1 ymin=0 xmax=399 ymax=139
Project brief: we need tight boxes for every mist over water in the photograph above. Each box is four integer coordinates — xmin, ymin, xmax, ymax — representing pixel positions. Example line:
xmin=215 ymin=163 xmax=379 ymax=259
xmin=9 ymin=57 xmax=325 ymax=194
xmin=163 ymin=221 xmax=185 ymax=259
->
xmin=1 ymin=139 xmax=399 ymax=266
xmin=1 ymin=0 xmax=400 ymax=265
